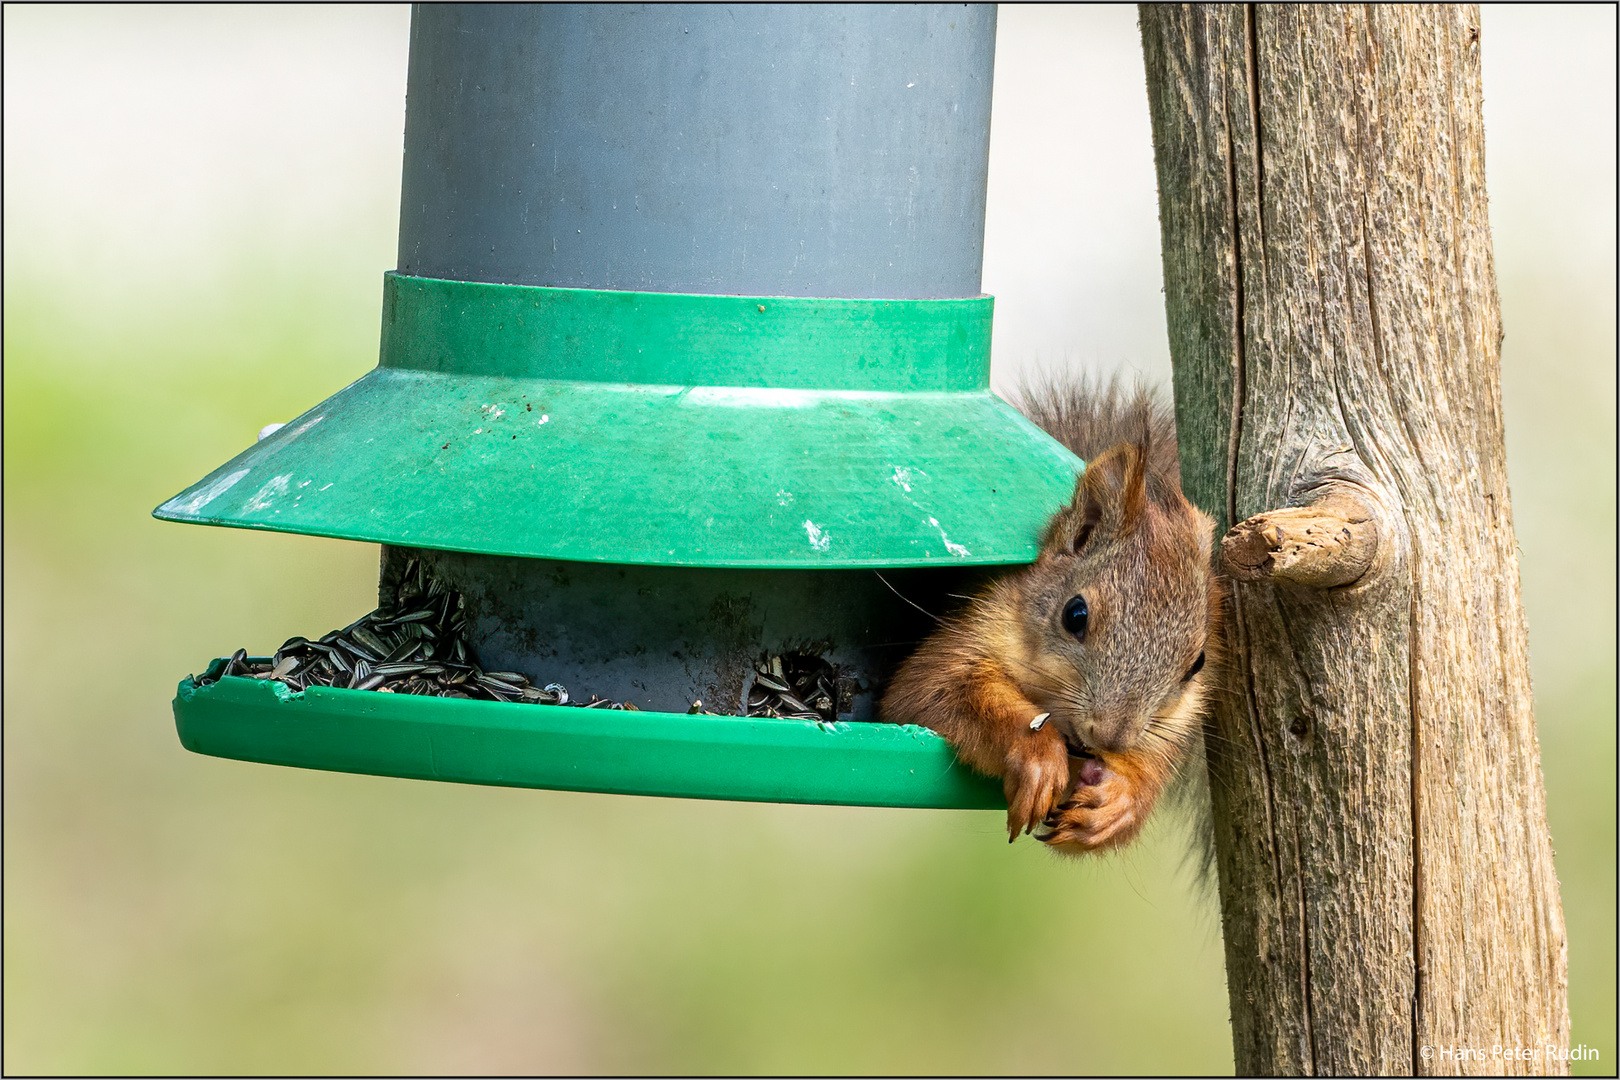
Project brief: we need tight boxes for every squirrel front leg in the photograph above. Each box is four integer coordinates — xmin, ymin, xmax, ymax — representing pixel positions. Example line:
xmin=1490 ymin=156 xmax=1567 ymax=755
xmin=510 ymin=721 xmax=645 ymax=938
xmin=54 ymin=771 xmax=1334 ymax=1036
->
xmin=889 ymin=652 xmax=1073 ymax=841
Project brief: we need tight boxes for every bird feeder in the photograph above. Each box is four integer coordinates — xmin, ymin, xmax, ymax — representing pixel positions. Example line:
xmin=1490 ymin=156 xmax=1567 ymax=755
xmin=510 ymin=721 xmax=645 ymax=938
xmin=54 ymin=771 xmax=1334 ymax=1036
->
xmin=159 ymin=5 xmax=1081 ymax=808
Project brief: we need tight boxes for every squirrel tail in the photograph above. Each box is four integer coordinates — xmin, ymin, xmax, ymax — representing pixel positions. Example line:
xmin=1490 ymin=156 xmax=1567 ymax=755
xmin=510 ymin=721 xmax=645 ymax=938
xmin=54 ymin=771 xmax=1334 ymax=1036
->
xmin=1161 ymin=729 xmax=1219 ymax=892
xmin=1167 ymin=569 xmax=1236 ymax=897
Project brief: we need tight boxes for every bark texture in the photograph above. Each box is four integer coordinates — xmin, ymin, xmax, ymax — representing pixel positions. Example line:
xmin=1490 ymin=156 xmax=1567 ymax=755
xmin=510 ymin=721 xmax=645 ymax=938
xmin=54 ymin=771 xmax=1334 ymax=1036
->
xmin=1139 ymin=5 xmax=1568 ymax=1074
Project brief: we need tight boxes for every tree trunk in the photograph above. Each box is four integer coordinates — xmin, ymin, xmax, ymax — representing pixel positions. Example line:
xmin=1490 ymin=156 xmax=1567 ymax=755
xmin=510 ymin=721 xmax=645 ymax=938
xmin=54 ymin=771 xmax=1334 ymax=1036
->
xmin=1139 ymin=5 xmax=1569 ymax=1074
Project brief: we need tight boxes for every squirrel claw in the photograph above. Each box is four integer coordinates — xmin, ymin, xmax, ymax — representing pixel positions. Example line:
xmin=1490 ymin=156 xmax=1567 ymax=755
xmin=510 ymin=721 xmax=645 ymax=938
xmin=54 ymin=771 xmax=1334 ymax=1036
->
xmin=1038 ymin=757 xmax=1150 ymax=853
xmin=1002 ymin=729 xmax=1071 ymax=842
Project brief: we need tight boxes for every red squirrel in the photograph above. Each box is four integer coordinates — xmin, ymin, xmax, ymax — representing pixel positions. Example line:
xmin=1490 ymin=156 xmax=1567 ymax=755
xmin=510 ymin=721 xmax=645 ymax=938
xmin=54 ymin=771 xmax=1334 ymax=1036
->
xmin=881 ymin=379 xmax=1223 ymax=852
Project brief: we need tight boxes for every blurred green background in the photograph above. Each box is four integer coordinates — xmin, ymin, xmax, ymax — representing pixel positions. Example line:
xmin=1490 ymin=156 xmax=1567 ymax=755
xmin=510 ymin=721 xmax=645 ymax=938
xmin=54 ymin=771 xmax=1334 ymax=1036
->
xmin=4 ymin=5 xmax=1612 ymax=1074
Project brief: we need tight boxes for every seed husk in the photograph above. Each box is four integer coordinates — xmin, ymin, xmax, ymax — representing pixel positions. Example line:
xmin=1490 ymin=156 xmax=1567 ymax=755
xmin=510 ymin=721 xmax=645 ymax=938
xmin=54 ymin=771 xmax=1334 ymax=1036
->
xmin=350 ymin=626 xmax=391 ymax=657
xmin=753 ymin=671 xmax=792 ymax=694
xmin=337 ymin=638 xmax=381 ymax=665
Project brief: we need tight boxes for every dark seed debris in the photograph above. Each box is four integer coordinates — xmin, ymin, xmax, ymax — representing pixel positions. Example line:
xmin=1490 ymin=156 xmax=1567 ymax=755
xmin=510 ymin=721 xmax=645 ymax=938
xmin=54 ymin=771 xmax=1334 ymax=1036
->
xmin=200 ymin=559 xmax=854 ymax=721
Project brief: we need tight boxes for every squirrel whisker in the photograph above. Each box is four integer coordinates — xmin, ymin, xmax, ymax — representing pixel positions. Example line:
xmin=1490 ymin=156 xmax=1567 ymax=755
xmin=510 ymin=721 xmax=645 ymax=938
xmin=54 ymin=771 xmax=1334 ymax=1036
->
xmin=872 ymin=571 xmax=939 ymax=623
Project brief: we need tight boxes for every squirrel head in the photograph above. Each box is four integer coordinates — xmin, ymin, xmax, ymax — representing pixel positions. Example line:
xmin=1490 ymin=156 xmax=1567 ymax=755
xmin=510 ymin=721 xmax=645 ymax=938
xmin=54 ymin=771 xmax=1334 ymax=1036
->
xmin=1006 ymin=442 xmax=1219 ymax=759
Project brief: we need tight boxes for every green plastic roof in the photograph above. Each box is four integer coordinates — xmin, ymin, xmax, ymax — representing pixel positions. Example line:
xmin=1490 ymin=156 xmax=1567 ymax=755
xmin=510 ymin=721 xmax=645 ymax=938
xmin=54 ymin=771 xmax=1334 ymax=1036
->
xmin=155 ymin=273 xmax=1081 ymax=567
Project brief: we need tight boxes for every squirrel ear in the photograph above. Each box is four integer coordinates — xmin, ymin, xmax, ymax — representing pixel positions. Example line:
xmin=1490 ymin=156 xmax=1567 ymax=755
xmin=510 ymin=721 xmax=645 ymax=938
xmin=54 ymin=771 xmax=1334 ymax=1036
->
xmin=1038 ymin=443 xmax=1148 ymax=555
xmin=1076 ymin=442 xmax=1148 ymax=545
xmin=1039 ymin=484 xmax=1089 ymax=553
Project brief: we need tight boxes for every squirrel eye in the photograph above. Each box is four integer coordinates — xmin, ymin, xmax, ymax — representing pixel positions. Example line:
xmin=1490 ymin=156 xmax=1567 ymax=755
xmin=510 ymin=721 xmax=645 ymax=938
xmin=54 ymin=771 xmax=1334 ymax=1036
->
xmin=1061 ymin=595 xmax=1089 ymax=640
xmin=1183 ymin=651 xmax=1206 ymax=681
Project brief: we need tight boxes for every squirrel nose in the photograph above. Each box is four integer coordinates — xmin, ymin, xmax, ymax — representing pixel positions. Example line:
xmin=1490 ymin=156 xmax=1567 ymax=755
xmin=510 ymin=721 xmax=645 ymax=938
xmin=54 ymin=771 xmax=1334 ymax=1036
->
xmin=1085 ymin=730 xmax=1131 ymax=754
xmin=1083 ymin=711 xmax=1141 ymax=753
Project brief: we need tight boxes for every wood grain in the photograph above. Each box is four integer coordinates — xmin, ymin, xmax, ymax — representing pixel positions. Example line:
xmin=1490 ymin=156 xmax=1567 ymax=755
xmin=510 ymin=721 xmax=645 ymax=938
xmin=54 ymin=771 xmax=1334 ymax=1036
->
xmin=1139 ymin=5 xmax=1568 ymax=1073
xmin=1222 ymin=489 xmax=1380 ymax=588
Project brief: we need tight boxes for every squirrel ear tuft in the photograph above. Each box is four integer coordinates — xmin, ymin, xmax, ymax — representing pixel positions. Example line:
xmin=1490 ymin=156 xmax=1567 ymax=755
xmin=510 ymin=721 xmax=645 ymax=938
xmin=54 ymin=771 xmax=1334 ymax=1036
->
xmin=1078 ymin=442 xmax=1148 ymax=543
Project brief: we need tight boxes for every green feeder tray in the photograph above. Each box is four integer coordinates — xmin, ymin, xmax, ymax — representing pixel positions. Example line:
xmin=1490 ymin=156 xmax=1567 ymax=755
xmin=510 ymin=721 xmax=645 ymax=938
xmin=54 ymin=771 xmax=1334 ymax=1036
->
xmin=174 ymin=658 xmax=1003 ymax=809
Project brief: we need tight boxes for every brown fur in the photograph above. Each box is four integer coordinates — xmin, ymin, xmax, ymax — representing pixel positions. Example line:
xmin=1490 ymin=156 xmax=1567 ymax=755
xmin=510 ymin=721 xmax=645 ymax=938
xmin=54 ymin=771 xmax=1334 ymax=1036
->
xmin=880 ymin=377 xmax=1223 ymax=852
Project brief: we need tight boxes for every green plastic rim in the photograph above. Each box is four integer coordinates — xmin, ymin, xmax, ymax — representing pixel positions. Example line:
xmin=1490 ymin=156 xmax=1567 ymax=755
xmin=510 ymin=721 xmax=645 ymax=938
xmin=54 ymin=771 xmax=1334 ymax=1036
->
xmin=154 ymin=274 xmax=1082 ymax=567
xmin=378 ymin=272 xmax=996 ymax=390
xmin=174 ymin=660 xmax=1005 ymax=810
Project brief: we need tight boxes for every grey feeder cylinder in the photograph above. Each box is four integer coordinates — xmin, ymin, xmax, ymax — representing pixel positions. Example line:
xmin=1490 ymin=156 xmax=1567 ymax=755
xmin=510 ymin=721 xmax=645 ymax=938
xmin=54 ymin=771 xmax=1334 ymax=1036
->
xmin=380 ymin=3 xmax=1022 ymax=718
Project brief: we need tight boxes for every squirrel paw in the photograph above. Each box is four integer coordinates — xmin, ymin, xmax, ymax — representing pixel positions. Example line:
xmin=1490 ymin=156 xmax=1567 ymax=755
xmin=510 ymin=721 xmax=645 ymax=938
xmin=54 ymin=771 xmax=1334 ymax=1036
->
xmin=1001 ymin=732 xmax=1071 ymax=842
xmin=1037 ymin=758 xmax=1146 ymax=853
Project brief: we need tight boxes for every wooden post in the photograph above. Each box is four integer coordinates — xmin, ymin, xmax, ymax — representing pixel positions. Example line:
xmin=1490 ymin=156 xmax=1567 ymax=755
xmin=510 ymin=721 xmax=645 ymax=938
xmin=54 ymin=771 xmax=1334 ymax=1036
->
xmin=1139 ymin=5 xmax=1569 ymax=1074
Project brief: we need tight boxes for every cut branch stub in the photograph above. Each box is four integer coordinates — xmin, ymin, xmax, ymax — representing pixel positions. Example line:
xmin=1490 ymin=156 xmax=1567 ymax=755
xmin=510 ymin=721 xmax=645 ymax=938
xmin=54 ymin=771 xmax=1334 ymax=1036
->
xmin=1221 ymin=489 xmax=1380 ymax=589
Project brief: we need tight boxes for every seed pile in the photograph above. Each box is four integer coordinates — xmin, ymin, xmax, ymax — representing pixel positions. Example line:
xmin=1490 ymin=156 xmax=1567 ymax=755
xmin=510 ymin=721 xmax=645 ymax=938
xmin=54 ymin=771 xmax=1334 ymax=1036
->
xmin=197 ymin=559 xmax=859 ymax=721
xmin=194 ymin=557 xmax=635 ymax=709
xmin=744 ymin=654 xmax=851 ymax=723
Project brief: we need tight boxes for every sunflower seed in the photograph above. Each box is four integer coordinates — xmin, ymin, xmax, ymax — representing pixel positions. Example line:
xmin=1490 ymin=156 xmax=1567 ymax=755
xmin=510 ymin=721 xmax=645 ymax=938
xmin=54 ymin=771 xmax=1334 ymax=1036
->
xmin=336 ymin=638 xmax=381 ymax=665
xmin=776 ymin=691 xmax=813 ymax=714
xmin=371 ymin=662 xmax=427 ymax=677
xmin=377 ymin=609 xmax=434 ymax=628
xmin=476 ymin=672 xmax=522 ymax=688
xmin=384 ymin=637 xmax=423 ymax=664
xmin=350 ymin=626 xmax=391 ymax=657
xmin=753 ymin=671 xmax=792 ymax=694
